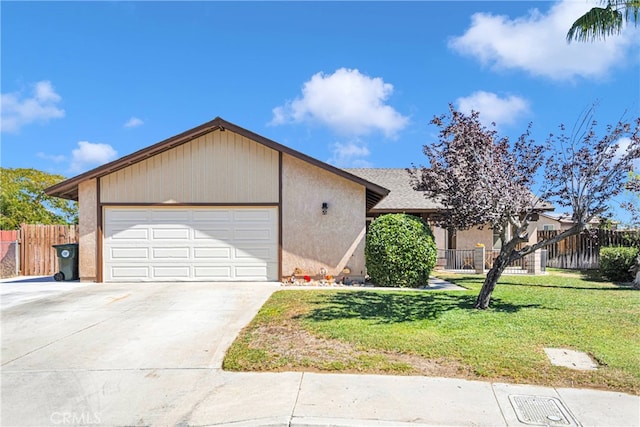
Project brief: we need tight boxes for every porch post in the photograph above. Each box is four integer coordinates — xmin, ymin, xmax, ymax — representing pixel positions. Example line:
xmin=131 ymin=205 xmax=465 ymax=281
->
xmin=528 ymin=250 xmax=542 ymax=275
xmin=474 ymin=246 xmax=485 ymax=274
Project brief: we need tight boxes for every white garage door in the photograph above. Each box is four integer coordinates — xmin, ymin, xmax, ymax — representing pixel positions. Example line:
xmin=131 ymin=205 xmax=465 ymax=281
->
xmin=103 ymin=207 xmax=278 ymax=282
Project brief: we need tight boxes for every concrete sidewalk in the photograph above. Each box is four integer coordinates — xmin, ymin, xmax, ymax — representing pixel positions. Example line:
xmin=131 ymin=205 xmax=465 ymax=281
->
xmin=4 ymin=368 xmax=637 ymax=426
xmin=164 ymin=371 xmax=640 ymax=427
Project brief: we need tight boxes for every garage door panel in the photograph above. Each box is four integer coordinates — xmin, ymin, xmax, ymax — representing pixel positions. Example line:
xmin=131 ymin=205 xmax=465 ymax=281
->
xmin=109 ymin=247 xmax=150 ymax=261
xmin=192 ymin=210 xmax=231 ymax=222
xmin=107 ymin=209 xmax=150 ymax=222
xmin=151 ymin=209 xmax=190 ymax=222
xmin=233 ymin=209 xmax=273 ymax=222
xmin=109 ymin=266 xmax=150 ymax=280
xmin=193 ymin=247 xmax=231 ymax=259
xmin=234 ymin=228 xmax=273 ymax=241
xmin=152 ymin=228 xmax=191 ymax=240
xmin=234 ymin=246 xmax=273 ymax=260
xmin=104 ymin=207 xmax=277 ymax=282
xmin=194 ymin=266 xmax=233 ymax=279
xmin=152 ymin=247 xmax=190 ymax=260
xmin=109 ymin=228 xmax=149 ymax=241
xmin=194 ymin=228 xmax=232 ymax=240
xmin=153 ymin=266 xmax=191 ymax=278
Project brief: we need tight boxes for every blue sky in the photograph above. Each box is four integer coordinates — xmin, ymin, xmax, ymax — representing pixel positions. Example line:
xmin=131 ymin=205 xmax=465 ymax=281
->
xmin=2 ymin=1 xmax=638 ymax=218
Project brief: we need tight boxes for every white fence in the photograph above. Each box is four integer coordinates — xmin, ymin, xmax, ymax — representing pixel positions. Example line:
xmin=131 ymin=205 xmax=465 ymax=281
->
xmin=437 ymin=249 xmax=547 ymax=275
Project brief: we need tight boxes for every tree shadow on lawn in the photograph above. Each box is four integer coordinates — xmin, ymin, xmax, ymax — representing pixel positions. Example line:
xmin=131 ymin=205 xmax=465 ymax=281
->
xmin=440 ymin=275 xmax=634 ymax=292
xmin=301 ymin=291 xmax=541 ymax=324
xmin=498 ymin=282 xmax=637 ymax=291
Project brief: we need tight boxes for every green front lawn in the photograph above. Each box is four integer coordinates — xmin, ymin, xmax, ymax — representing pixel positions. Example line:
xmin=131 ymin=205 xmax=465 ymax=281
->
xmin=224 ymin=271 xmax=640 ymax=394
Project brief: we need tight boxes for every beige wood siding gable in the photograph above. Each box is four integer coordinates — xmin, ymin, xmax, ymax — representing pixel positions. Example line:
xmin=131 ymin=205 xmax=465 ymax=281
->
xmin=100 ymin=129 xmax=279 ymax=203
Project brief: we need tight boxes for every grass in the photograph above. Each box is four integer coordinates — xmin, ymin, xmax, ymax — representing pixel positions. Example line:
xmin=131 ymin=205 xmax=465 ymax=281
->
xmin=223 ymin=270 xmax=640 ymax=394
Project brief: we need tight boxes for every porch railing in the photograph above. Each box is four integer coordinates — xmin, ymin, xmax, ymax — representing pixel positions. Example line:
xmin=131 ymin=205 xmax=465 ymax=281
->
xmin=437 ymin=249 xmax=476 ymax=270
xmin=437 ymin=249 xmax=547 ymax=275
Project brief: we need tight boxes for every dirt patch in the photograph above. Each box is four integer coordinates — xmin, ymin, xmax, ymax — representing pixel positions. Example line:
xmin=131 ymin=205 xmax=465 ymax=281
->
xmin=248 ymin=324 xmax=471 ymax=378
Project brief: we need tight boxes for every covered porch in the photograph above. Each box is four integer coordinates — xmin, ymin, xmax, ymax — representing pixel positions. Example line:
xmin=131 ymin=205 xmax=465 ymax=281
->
xmin=436 ymin=248 xmax=548 ymax=275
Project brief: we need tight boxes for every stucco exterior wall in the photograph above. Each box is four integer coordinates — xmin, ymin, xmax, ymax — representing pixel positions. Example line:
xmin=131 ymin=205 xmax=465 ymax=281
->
xmin=432 ymin=225 xmax=447 ymax=249
xmin=281 ymin=154 xmax=366 ymax=280
xmin=456 ymin=226 xmax=493 ymax=250
xmin=78 ymin=179 xmax=97 ymax=282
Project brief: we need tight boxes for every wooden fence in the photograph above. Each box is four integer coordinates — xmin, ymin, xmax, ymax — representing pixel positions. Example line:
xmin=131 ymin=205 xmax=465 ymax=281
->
xmin=18 ymin=224 xmax=79 ymax=276
xmin=538 ymin=229 xmax=640 ymax=269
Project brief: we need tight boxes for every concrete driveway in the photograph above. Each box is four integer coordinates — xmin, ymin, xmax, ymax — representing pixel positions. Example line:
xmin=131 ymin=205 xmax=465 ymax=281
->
xmin=1 ymin=280 xmax=279 ymax=426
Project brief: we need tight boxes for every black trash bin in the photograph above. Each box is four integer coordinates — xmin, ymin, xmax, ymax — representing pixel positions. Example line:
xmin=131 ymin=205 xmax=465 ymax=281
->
xmin=53 ymin=243 xmax=79 ymax=281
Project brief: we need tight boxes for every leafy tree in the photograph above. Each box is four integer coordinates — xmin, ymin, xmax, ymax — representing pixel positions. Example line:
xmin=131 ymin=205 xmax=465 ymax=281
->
xmin=567 ymin=0 xmax=639 ymax=42
xmin=0 ymin=168 xmax=77 ymax=229
xmin=410 ymin=105 xmax=639 ymax=309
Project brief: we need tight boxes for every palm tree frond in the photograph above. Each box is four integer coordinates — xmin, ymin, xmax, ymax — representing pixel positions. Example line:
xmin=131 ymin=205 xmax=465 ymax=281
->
xmin=623 ymin=1 xmax=640 ymax=24
xmin=567 ymin=6 xmax=624 ymax=42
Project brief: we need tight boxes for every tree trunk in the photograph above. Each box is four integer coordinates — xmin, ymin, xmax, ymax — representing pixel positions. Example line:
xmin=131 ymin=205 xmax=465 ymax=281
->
xmin=474 ymin=253 xmax=510 ymax=309
xmin=632 ymin=255 xmax=640 ymax=290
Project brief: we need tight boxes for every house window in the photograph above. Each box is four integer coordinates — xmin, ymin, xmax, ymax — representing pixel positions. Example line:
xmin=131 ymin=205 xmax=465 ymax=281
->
xmin=493 ymin=228 xmax=501 ymax=250
xmin=543 ymin=224 xmax=555 ymax=231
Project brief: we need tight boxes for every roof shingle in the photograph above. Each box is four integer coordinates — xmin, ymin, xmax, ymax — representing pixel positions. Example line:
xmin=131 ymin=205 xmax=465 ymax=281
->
xmin=344 ymin=168 xmax=442 ymax=212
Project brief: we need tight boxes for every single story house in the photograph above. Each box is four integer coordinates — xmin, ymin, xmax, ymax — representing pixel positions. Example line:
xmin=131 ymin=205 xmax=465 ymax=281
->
xmin=46 ymin=117 xmax=389 ymax=283
xmin=46 ymin=118 xmax=554 ymax=282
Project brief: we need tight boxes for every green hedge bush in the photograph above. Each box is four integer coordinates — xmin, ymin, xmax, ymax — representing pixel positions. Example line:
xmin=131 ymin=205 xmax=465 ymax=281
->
xmin=600 ymin=246 xmax=639 ymax=282
xmin=365 ymin=213 xmax=437 ymax=288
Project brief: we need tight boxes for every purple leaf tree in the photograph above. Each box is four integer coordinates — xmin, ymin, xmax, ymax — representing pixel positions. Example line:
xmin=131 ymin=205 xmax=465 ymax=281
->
xmin=410 ymin=104 xmax=639 ymax=309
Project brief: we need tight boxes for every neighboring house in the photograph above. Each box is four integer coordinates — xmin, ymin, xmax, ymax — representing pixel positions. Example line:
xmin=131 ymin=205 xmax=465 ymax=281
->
xmin=345 ymin=168 xmax=553 ymax=251
xmin=45 ymin=118 xmax=388 ymax=283
xmin=533 ymin=212 xmax=605 ymax=232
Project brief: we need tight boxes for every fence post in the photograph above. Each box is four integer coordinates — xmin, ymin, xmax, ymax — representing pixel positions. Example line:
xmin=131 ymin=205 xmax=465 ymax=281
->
xmin=15 ymin=240 xmax=20 ymax=277
xmin=474 ymin=246 xmax=485 ymax=274
xmin=527 ymin=250 xmax=542 ymax=275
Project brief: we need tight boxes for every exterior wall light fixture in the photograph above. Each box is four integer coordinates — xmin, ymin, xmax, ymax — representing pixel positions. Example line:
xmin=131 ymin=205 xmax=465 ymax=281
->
xmin=322 ymin=202 xmax=328 ymax=215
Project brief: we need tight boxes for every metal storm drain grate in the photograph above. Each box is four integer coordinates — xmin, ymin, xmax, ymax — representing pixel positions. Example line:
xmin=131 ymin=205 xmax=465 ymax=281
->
xmin=508 ymin=395 xmax=581 ymax=426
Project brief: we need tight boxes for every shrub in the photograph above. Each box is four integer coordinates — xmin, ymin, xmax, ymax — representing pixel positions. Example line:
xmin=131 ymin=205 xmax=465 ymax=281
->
xmin=365 ymin=213 xmax=437 ymax=288
xmin=600 ymin=246 xmax=639 ymax=282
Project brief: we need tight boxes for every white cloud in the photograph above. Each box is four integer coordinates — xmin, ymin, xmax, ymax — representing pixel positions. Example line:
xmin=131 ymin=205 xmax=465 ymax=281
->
xmin=124 ymin=116 xmax=144 ymax=128
xmin=36 ymin=152 xmax=66 ymax=163
xmin=449 ymin=0 xmax=637 ymax=81
xmin=615 ymin=136 xmax=640 ymax=169
xmin=271 ymin=68 xmax=409 ymax=138
xmin=328 ymin=141 xmax=372 ymax=168
xmin=456 ymin=91 xmax=530 ymax=127
xmin=1 ymin=81 xmax=65 ymax=133
xmin=616 ymin=137 xmax=632 ymax=156
xmin=70 ymin=141 xmax=118 ymax=172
